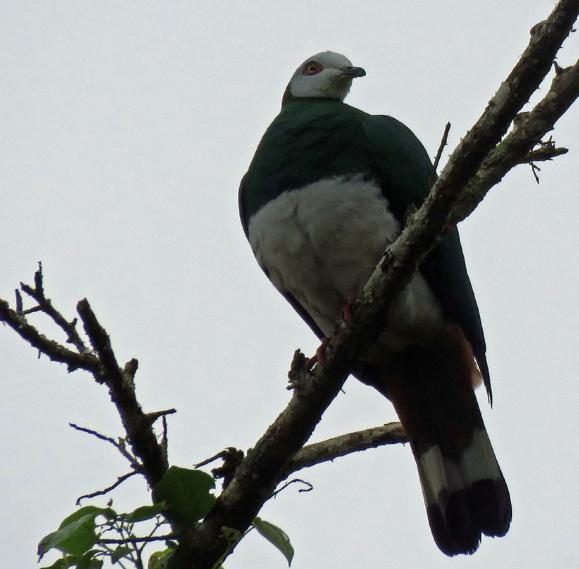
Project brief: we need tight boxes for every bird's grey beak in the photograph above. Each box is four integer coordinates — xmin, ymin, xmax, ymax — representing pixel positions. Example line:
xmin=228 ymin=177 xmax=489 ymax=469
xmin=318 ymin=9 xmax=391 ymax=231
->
xmin=340 ymin=66 xmax=366 ymax=78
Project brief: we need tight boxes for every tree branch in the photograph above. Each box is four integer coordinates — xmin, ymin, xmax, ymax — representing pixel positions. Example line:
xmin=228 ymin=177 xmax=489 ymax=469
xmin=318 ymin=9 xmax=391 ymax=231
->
xmin=451 ymin=59 xmax=579 ymax=220
xmin=0 ymin=298 xmax=103 ymax=376
xmin=171 ymin=3 xmax=578 ymax=566
xmin=521 ymin=143 xmax=568 ymax=164
xmin=98 ymin=535 xmax=176 ymax=545
xmin=69 ymin=422 xmax=140 ymax=467
xmin=20 ymin=262 xmax=88 ymax=353
xmin=286 ymin=422 xmax=407 ymax=474
xmin=0 ymin=288 xmax=171 ymax=489
xmin=76 ymin=471 xmax=139 ymax=505
xmin=76 ymin=299 xmax=169 ymax=488
xmin=432 ymin=122 xmax=451 ymax=172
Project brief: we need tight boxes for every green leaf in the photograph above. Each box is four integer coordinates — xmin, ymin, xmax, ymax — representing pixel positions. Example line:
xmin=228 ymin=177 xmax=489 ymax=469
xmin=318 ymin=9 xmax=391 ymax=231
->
xmin=111 ymin=545 xmax=132 ymax=563
xmin=152 ymin=466 xmax=215 ymax=525
xmin=40 ymin=552 xmax=102 ymax=569
xmin=253 ymin=517 xmax=294 ymax=566
xmin=60 ymin=506 xmax=115 ymax=526
xmin=40 ymin=558 xmax=74 ymax=569
xmin=58 ymin=506 xmax=116 ymax=529
xmin=38 ymin=516 xmax=97 ymax=558
xmin=76 ymin=550 xmax=103 ymax=569
xmin=38 ymin=506 xmax=112 ymax=558
xmin=123 ymin=502 xmax=166 ymax=523
xmin=148 ymin=546 xmax=174 ymax=569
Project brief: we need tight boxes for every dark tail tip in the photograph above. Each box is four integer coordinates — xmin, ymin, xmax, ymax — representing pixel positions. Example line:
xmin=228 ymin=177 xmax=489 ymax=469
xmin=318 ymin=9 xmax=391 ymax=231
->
xmin=468 ymin=478 xmax=512 ymax=537
xmin=427 ymin=489 xmax=481 ymax=556
xmin=427 ymin=478 xmax=512 ymax=556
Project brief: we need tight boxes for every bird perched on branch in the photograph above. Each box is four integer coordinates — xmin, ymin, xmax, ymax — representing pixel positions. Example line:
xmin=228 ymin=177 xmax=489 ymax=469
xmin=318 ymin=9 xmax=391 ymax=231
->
xmin=239 ymin=51 xmax=511 ymax=555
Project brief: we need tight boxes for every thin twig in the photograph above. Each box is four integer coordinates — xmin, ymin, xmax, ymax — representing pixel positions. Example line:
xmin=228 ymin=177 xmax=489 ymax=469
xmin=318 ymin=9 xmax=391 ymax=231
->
xmin=433 ymin=122 xmax=451 ymax=172
xmin=521 ymin=145 xmax=568 ymax=163
xmin=138 ymin=516 xmax=168 ymax=558
xmin=161 ymin=415 xmax=169 ymax=464
xmin=146 ymin=408 xmax=177 ymax=424
xmin=77 ymin=299 xmax=169 ymax=487
xmin=272 ymin=478 xmax=313 ymax=499
xmin=452 ymin=59 xmax=579 ymax=220
xmin=76 ymin=471 xmax=139 ymax=505
xmin=98 ymin=535 xmax=176 ymax=545
xmin=22 ymin=306 xmax=43 ymax=315
xmin=114 ymin=518 xmax=141 ymax=569
xmin=20 ymin=263 xmax=88 ymax=353
xmin=69 ymin=423 xmax=139 ymax=466
xmin=0 ymin=299 xmax=103 ymax=376
xmin=14 ymin=289 xmax=23 ymax=312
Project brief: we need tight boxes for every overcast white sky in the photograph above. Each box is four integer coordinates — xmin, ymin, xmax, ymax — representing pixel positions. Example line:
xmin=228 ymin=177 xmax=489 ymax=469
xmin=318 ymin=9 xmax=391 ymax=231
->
xmin=1 ymin=1 xmax=578 ymax=568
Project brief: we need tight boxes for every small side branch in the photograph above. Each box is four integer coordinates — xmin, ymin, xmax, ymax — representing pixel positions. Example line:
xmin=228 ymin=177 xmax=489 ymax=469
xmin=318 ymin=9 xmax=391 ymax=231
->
xmin=452 ymin=59 xmax=579 ymax=220
xmin=286 ymin=422 xmax=407 ymax=475
xmin=1 ymin=274 xmax=175 ymax=530
xmin=521 ymin=143 xmax=568 ymax=163
xmin=433 ymin=122 xmax=451 ymax=172
xmin=77 ymin=471 xmax=139 ymax=505
xmin=0 ymin=299 xmax=102 ymax=376
xmin=19 ymin=263 xmax=88 ymax=353
xmin=69 ymin=423 xmax=140 ymax=467
xmin=98 ymin=535 xmax=176 ymax=545
xmin=77 ymin=299 xmax=169 ymax=487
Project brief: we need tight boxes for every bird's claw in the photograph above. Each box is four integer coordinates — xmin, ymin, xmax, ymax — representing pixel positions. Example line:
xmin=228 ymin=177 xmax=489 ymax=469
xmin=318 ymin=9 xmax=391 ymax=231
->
xmin=305 ymin=338 xmax=329 ymax=370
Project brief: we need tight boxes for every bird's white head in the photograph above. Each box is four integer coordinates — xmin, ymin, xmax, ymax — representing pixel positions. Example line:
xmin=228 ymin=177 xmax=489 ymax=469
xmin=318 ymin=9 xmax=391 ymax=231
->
xmin=283 ymin=51 xmax=366 ymax=105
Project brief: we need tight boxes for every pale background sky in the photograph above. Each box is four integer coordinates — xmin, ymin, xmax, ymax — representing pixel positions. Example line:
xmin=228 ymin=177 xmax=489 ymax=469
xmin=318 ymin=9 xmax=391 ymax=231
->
xmin=1 ymin=1 xmax=578 ymax=568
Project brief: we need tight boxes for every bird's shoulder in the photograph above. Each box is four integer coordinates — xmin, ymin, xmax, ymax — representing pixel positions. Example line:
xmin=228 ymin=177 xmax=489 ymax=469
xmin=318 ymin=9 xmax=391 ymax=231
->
xmin=240 ymin=101 xmax=435 ymax=226
xmin=239 ymin=100 xmax=371 ymax=230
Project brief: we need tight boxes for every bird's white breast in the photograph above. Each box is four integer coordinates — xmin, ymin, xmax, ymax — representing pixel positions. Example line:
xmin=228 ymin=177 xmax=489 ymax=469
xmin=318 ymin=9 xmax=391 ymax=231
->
xmin=248 ymin=175 xmax=442 ymax=350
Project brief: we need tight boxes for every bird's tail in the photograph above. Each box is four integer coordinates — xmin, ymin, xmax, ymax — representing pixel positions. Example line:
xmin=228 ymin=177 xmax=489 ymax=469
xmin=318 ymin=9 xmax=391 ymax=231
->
xmin=413 ymin=423 xmax=511 ymax=555
xmin=374 ymin=327 xmax=511 ymax=555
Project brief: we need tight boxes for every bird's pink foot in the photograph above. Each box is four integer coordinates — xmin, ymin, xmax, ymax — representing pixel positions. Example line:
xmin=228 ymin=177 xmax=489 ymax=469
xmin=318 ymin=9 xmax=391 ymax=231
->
xmin=306 ymin=338 xmax=329 ymax=370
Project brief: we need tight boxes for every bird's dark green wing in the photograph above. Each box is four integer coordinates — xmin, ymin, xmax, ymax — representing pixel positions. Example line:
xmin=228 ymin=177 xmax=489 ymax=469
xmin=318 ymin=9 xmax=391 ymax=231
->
xmin=362 ymin=115 xmax=492 ymax=402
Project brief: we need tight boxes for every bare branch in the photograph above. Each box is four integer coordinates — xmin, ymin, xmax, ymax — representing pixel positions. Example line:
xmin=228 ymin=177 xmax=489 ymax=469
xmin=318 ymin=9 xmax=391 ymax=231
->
xmin=286 ymin=422 xmax=407 ymax=474
xmin=451 ymin=59 xmax=579 ymax=221
xmin=77 ymin=299 xmax=169 ymax=487
xmin=14 ymin=289 xmax=23 ymax=312
xmin=521 ymin=144 xmax=568 ymax=163
xmin=98 ymin=535 xmax=176 ymax=545
xmin=0 ymin=299 xmax=103 ymax=376
xmin=1 ymin=280 xmax=178 ymax=536
xmin=272 ymin=478 xmax=313 ymax=498
xmin=195 ymin=448 xmax=245 ymax=489
xmin=146 ymin=408 xmax=177 ymax=424
xmin=433 ymin=122 xmax=451 ymax=171
xmin=69 ymin=423 xmax=139 ymax=467
xmin=20 ymin=263 xmax=88 ymax=353
xmin=76 ymin=471 xmax=139 ymax=505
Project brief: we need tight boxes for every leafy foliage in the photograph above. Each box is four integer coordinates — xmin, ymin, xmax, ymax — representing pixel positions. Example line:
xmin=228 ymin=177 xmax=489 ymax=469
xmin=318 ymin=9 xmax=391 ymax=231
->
xmin=38 ymin=502 xmax=169 ymax=569
xmin=38 ymin=469 xmax=296 ymax=568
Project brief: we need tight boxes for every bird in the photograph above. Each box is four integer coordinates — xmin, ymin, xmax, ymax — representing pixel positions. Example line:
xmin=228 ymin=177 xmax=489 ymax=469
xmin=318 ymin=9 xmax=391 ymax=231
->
xmin=238 ymin=51 xmax=511 ymax=556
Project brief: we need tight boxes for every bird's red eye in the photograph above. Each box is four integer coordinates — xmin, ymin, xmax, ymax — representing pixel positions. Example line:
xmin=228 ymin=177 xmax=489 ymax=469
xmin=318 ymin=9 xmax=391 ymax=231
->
xmin=303 ymin=61 xmax=322 ymax=76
